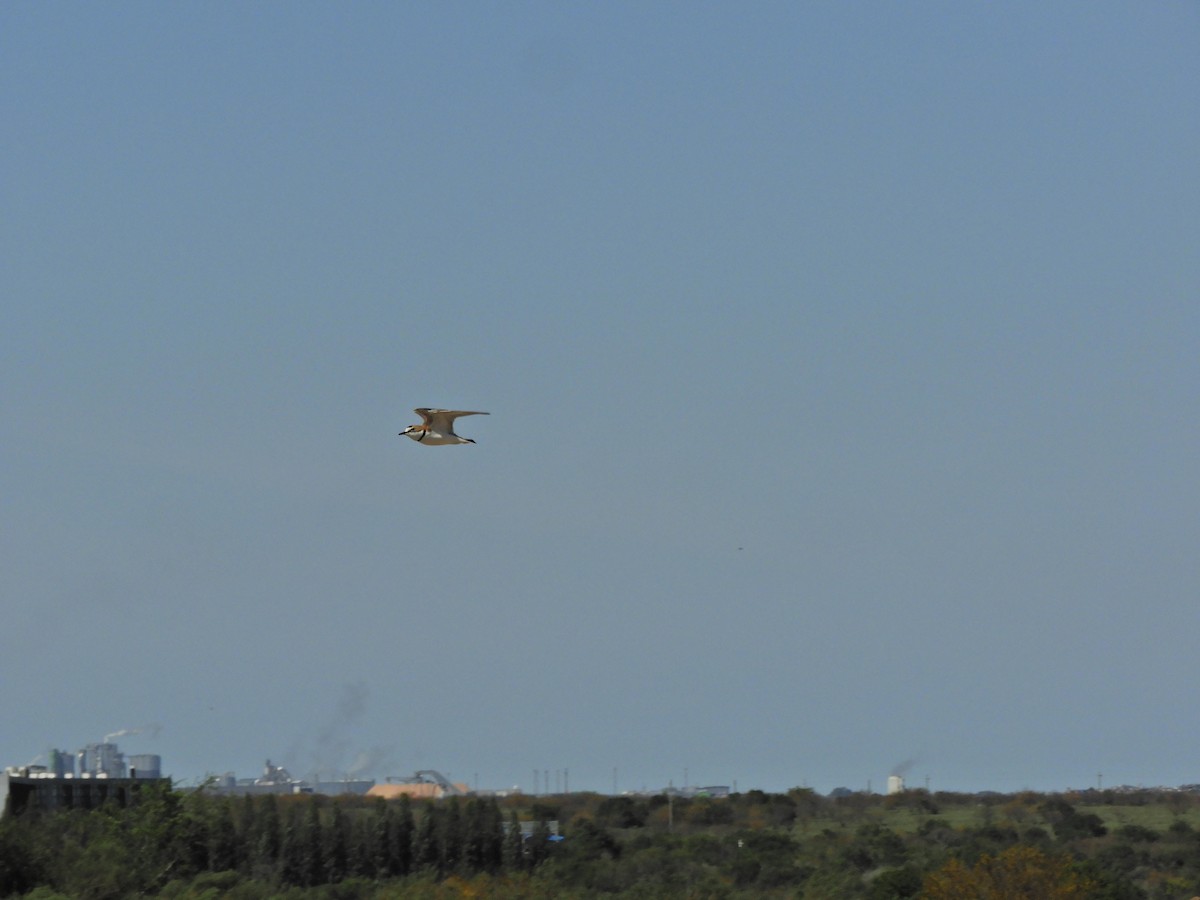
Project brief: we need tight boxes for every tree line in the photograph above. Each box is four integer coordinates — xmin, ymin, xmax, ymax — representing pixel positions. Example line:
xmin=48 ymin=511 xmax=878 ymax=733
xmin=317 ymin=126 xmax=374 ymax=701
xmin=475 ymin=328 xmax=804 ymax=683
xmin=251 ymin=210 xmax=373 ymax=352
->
xmin=3 ymin=785 xmax=1200 ymax=898
xmin=0 ymin=788 xmax=544 ymax=898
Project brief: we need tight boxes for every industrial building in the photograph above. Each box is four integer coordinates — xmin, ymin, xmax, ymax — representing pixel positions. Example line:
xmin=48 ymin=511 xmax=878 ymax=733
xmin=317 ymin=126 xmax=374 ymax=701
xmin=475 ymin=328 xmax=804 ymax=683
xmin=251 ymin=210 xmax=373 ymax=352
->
xmin=3 ymin=742 xmax=168 ymax=816
xmin=367 ymin=770 xmax=469 ymax=801
xmin=205 ymin=759 xmax=374 ymax=797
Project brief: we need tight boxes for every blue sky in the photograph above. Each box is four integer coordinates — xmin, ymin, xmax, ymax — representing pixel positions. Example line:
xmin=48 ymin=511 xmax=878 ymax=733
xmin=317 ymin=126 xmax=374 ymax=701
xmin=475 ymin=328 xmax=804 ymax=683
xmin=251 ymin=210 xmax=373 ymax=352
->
xmin=3 ymin=1 xmax=1198 ymax=795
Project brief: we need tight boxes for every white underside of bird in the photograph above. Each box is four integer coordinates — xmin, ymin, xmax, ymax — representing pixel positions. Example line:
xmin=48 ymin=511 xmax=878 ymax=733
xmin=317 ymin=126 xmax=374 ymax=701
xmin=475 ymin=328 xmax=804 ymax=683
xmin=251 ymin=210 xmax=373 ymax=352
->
xmin=400 ymin=408 xmax=489 ymax=445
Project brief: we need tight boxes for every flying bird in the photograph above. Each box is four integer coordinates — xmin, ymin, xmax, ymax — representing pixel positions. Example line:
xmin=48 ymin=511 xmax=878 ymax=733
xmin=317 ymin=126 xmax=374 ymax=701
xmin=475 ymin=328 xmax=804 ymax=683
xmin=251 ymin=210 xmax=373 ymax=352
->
xmin=400 ymin=408 xmax=489 ymax=445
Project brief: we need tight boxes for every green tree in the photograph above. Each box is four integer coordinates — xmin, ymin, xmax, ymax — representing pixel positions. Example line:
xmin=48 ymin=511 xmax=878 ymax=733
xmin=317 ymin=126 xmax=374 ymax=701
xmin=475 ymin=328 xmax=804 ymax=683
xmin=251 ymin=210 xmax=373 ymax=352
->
xmin=867 ymin=865 xmax=924 ymax=900
xmin=596 ymin=795 xmax=647 ymax=828
xmin=1113 ymin=824 xmax=1160 ymax=843
xmin=300 ymin=797 xmax=324 ymax=886
xmin=325 ymin=801 xmax=349 ymax=883
xmin=729 ymin=830 xmax=802 ymax=888
xmin=504 ymin=809 xmax=525 ymax=871
xmin=1036 ymin=797 xmax=1105 ymax=840
xmin=528 ymin=819 xmax=552 ymax=868
xmin=482 ymin=797 xmax=505 ymax=872
xmin=1056 ymin=811 xmax=1108 ymax=841
xmin=206 ymin=797 xmax=239 ymax=873
xmin=788 ymin=786 xmax=828 ymax=831
xmin=840 ymin=824 xmax=908 ymax=872
xmin=347 ymin=807 xmax=374 ymax=878
xmin=236 ymin=794 xmax=258 ymax=872
xmin=254 ymin=795 xmax=282 ymax=871
xmin=461 ymin=798 xmax=485 ymax=873
xmin=686 ymin=797 xmax=734 ymax=825
xmin=412 ymin=802 xmax=439 ymax=871
xmin=278 ymin=807 xmax=304 ymax=886
xmin=440 ymin=797 xmax=463 ymax=873
xmin=370 ymin=797 xmax=394 ymax=877
xmin=394 ymin=794 xmax=415 ymax=876
xmin=0 ymin=816 xmax=45 ymax=896
xmin=61 ymin=831 xmax=141 ymax=900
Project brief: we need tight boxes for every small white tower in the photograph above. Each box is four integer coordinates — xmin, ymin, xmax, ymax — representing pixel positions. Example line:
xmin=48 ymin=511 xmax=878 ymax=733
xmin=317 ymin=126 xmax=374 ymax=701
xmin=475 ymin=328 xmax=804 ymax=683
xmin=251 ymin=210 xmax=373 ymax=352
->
xmin=886 ymin=774 xmax=905 ymax=795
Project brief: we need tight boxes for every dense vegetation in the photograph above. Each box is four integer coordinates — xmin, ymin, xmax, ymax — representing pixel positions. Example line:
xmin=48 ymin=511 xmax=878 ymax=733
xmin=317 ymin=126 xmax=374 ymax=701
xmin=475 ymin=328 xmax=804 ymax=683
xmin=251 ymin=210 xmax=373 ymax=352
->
xmin=4 ymin=785 xmax=1200 ymax=898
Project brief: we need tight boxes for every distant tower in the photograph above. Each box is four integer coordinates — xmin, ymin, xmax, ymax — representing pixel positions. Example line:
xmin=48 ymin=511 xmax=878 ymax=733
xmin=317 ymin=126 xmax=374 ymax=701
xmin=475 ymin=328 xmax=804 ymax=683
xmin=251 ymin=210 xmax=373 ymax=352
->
xmin=128 ymin=754 xmax=162 ymax=779
xmin=887 ymin=775 xmax=905 ymax=795
xmin=48 ymin=748 xmax=72 ymax=778
xmin=79 ymin=743 xmax=126 ymax=777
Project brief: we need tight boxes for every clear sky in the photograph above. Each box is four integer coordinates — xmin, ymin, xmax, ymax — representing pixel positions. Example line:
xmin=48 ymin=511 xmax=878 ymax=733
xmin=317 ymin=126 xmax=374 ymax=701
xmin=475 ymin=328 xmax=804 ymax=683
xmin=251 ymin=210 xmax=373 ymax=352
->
xmin=3 ymin=1 xmax=1198 ymax=796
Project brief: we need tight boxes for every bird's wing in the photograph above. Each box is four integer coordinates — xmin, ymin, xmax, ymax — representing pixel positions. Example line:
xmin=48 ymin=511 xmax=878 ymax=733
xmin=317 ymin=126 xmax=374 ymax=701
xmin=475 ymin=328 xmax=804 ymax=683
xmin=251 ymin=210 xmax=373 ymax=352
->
xmin=442 ymin=410 xmax=489 ymax=421
xmin=414 ymin=408 xmax=488 ymax=431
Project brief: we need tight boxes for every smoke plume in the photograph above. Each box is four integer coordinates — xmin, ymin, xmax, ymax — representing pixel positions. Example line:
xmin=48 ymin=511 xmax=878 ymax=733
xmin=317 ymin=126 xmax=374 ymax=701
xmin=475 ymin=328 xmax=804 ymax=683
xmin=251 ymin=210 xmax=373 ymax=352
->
xmin=103 ymin=723 xmax=163 ymax=744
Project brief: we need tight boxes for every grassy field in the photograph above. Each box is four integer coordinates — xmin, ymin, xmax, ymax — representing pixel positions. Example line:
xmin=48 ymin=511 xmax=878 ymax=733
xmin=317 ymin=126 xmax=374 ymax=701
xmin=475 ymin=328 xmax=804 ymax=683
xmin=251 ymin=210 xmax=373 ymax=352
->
xmin=768 ymin=791 xmax=1200 ymax=839
xmin=1081 ymin=801 xmax=1200 ymax=832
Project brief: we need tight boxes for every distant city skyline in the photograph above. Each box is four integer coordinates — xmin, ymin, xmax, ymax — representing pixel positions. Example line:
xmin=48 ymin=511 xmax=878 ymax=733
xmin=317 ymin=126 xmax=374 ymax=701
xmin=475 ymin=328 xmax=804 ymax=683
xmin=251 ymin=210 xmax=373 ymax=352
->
xmin=11 ymin=733 xmax=1200 ymax=800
